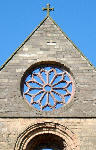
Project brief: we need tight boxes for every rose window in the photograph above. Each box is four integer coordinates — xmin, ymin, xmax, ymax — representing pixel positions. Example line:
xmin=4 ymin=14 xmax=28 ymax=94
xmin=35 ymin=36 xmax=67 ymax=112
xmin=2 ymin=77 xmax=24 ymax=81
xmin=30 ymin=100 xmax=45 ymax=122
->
xmin=23 ymin=65 xmax=74 ymax=111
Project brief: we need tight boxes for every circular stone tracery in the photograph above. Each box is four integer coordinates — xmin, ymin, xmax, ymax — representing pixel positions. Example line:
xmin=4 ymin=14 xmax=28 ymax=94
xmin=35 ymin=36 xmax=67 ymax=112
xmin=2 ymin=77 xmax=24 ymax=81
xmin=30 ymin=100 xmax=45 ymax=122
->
xmin=23 ymin=65 xmax=74 ymax=111
xmin=44 ymin=85 xmax=52 ymax=92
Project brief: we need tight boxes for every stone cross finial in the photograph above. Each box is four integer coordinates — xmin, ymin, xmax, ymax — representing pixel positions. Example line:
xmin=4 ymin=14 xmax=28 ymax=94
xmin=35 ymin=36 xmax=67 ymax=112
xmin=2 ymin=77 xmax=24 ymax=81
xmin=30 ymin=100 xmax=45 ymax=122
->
xmin=42 ymin=4 xmax=54 ymax=16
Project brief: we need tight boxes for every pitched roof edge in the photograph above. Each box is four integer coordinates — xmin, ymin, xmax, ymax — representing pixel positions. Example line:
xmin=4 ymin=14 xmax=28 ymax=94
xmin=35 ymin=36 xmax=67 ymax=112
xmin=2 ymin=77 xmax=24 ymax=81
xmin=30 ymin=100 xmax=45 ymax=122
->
xmin=49 ymin=16 xmax=96 ymax=70
xmin=0 ymin=16 xmax=49 ymax=71
xmin=0 ymin=16 xmax=96 ymax=71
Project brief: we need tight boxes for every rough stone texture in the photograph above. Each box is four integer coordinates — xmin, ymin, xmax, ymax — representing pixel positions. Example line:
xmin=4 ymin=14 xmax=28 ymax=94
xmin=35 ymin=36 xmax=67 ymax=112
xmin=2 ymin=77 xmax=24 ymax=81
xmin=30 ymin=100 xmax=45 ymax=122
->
xmin=0 ymin=16 xmax=96 ymax=117
xmin=0 ymin=118 xmax=96 ymax=150
xmin=0 ymin=15 xmax=96 ymax=149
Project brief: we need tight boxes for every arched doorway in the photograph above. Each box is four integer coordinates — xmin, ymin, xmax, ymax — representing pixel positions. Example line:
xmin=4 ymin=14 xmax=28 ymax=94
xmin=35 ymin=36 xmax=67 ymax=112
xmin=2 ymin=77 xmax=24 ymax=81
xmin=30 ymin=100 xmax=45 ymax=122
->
xmin=26 ymin=133 xmax=66 ymax=150
xmin=14 ymin=122 xmax=79 ymax=150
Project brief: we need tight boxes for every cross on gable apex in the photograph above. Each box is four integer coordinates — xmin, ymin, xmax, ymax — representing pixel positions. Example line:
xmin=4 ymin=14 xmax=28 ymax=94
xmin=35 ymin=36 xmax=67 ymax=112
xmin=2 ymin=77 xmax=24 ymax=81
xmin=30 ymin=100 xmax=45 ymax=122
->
xmin=42 ymin=4 xmax=54 ymax=16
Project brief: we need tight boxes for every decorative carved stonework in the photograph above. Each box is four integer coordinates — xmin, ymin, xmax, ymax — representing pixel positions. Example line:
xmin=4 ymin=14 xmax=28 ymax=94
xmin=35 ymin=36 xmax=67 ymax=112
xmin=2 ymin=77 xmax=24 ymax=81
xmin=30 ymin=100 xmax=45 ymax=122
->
xmin=14 ymin=122 xmax=79 ymax=150
xmin=23 ymin=64 xmax=74 ymax=111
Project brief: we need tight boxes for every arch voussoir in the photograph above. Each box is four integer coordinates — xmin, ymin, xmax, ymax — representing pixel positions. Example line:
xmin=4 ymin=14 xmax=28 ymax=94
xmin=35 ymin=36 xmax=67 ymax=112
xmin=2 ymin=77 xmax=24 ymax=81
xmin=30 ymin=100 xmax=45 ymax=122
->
xmin=14 ymin=122 xmax=80 ymax=150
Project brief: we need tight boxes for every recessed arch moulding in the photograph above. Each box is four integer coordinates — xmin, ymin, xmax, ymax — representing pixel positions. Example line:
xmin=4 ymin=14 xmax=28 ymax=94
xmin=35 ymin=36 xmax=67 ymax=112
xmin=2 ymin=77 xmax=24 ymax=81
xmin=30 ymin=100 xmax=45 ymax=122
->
xmin=14 ymin=122 xmax=80 ymax=150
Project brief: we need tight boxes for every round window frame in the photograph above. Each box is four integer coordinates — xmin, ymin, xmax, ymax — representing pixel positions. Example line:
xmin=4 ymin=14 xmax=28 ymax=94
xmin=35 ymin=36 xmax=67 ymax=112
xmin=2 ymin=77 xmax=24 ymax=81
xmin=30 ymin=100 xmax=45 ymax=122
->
xmin=21 ymin=61 xmax=75 ymax=112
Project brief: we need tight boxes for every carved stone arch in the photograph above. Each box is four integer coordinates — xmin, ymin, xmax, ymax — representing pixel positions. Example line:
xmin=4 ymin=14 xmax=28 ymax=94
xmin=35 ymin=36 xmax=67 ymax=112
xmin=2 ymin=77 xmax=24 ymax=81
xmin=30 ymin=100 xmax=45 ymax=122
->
xmin=14 ymin=122 xmax=80 ymax=150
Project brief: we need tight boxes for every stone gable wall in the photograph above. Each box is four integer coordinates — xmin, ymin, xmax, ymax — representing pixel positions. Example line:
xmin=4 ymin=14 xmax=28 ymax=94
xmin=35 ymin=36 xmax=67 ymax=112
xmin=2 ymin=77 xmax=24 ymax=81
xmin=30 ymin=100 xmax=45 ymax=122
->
xmin=0 ymin=17 xmax=96 ymax=117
